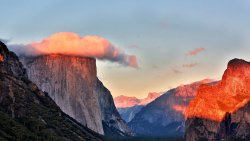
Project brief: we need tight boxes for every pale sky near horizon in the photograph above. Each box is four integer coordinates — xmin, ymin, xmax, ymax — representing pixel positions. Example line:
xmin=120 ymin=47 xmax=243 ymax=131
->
xmin=1 ymin=0 xmax=250 ymax=98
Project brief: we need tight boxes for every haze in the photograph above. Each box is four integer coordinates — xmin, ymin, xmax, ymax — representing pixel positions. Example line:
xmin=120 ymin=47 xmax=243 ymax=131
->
xmin=1 ymin=0 xmax=250 ymax=98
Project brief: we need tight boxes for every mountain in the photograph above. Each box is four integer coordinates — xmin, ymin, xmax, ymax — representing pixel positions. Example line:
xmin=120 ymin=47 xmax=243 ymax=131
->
xmin=185 ymin=59 xmax=250 ymax=141
xmin=114 ymin=92 xmax=161 ymax=108
xmin=20 ymin=54 xmax=131 ymax=136
xmin=118 ymin=105 xmax=144 ymax=123
xmin=128 ymin=79 xmax=213 ymax=136
xmin=114 ymin=93 xmax=161 ymax=122
xmin=0 ymin=41 xmax=103 ymax=141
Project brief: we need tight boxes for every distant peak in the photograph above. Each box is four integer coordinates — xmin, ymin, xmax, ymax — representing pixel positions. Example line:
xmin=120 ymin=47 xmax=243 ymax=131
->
xmin=146 ymin=92 xmax=161 ymax=98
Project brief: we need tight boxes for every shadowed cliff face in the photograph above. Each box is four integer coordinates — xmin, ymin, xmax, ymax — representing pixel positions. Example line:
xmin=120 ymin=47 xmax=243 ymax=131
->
xmin=128 ymin=79 xmax=213 ymax=136
xmin=0 ymin=41 xmax=103 ymax=141
xmin=185 ymin=58 xmax=250 ymax=141
xmin=20 ymin=54 xmax=131 ymax=136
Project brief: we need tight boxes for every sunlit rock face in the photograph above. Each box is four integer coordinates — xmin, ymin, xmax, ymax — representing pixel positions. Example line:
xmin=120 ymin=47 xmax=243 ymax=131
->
xmin=128 ymin=79 xmax=213 ymax=136
xmin=20 ymin=55 xmax=131 ymax=136
xmin=185 ymin=58 xmax=250 ymax=141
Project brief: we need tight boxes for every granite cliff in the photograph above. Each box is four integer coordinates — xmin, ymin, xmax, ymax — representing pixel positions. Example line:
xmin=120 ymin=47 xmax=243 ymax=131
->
xmin=0 ymin=41 xmax=103 ymax=141
xmin=20 ymin=54 xmax=131 ymax=136
xmin=185 ymin=59 xmax=250 ymax=141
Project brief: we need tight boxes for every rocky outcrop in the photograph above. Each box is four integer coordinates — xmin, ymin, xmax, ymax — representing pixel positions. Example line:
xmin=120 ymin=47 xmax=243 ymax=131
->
xmin=0 ymin=41 xmax=103 ymax=141
xmin=128 ymin=79 xmax=213 ymax=136
xmin=185 ymin=59 xmax=250 ymax=141
xmin=20 ymin=54 xmax=131 ymax=136
xmin=114 ymin=92 xmax=161 ymax=108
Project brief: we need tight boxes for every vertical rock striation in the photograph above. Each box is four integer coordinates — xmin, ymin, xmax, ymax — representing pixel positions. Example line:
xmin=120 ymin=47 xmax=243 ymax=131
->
xmin=20 ymin=55 xmax=131 ymax=135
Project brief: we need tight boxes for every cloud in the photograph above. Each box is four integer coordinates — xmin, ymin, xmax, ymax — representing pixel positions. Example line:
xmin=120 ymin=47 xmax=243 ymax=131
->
xmin=186 ymin=47 xmax=205 ymax=56
xmin=182 ymin=63 xmax=198 ymax=68
xmin=173 ymin=69 xmax=182 ymax=74
xmin=8 ymin=32 xmax=138 ymax=68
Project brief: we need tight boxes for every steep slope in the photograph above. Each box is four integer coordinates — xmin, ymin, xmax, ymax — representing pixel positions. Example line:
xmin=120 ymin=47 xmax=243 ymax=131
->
xmin=20 ymin=54 xmax=131 ymax=136
xmin=0 ymin=41 xmax=103 ymax=141
xmin=128 ymin=79 xmax=213 ymax=136
xmin=185 ymin=58 xmax=250 ymax=141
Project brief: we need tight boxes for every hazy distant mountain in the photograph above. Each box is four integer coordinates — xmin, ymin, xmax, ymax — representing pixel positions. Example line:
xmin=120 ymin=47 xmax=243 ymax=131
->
xmin=114 ymin=93 xmax=161 ymax=122
xmin=0 ymin=41 xmax=103 ymax=141
xmin=128 ymin=79 xmax=214 ymax=136
xmin=185 ymin=59 xmax=250 ymax=141
xmin=118 ymin=106 xmax=144 ymax=123
xmin=114 ymin=92 xmax=161 ymax=108
xmin=20 ymin=54 xmax=131 ymax=136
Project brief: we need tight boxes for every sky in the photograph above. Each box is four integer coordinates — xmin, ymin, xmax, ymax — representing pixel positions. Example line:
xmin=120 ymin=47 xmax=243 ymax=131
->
xmin=1 ymin=0 xmax=250 ymax=98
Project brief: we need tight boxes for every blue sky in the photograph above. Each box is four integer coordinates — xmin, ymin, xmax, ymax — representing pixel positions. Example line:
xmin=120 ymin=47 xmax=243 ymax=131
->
xmin=1 ymin=0 xmax=250 ymax=98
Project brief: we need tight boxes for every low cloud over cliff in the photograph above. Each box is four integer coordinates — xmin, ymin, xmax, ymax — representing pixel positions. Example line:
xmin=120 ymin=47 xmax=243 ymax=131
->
xmin=7 ymin=32 xmax=138 ymax=68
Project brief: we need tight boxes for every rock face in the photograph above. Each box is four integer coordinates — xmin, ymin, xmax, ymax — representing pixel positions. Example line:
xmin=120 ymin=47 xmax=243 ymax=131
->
xmin=128 ymin=79 xmax=213 ymax=136
xmin=114 ymin=92 xmax=161 ymax=108
xmin=0 ymin=41 xmax=103 ymax=141
xmin=185 ymin=59 xmax=250 ymax=141
xmin=20 ymin=55 xmax=131 ymax=136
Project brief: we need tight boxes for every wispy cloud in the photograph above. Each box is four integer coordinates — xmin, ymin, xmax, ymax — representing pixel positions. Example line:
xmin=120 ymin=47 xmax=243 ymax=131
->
xmin=182 ymin=63 xmax=198 ymax=68
xmin=173 ymin=69 xmax=182 ymax=74
xmin=186 ymin=47 xmax=205 ymax=56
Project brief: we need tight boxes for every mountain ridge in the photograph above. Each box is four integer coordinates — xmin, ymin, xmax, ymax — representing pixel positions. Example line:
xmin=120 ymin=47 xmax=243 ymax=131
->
xmin=128 ymin=79 xmax=214 ymax=136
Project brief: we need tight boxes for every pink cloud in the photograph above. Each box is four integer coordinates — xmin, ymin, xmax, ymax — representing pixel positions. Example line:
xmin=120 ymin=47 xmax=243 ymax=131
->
xmin=182 ymin=63 xmax=198 ymax=68
xmin=186 ymin=47 xmax=205 ymax=56
xmin=16 ymin=32 xmax=138 ymax=68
